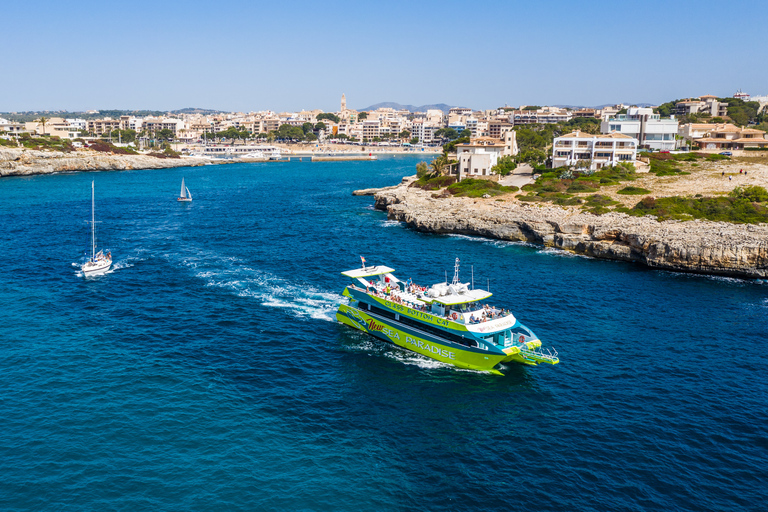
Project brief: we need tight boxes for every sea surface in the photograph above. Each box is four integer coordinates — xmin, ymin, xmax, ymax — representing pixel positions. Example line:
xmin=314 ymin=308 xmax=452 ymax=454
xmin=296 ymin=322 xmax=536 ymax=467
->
xmin=0 ymin=156 xmax=766 ymax=511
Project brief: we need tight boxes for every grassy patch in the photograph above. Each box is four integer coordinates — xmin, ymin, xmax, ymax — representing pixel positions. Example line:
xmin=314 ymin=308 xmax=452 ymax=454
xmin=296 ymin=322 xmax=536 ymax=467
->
xmin=617 ymin=186 xmax=652 ymax=195
xmin=0 ymin=138 xmax=17 ymax=147
xmin=414 ymin=175 xmax=456 ymax=190
xmin=630 ymin=191 xmax=768 ymax=223
xmin=89 ymin=141 xmax=139 ymax=155
xmin=446 ymin=179 xmax=518 ymax=198
xmin=520 ymin=163 xmax=637 ymax=209
xmin=17 ymin=134 xmax=75 ymax=152
xmin=643 ymin=151 xmax=728 ymax=176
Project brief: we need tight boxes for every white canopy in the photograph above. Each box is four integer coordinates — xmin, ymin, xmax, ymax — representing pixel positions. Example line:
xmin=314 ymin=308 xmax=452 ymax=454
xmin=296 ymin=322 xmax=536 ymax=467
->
xmin=341 ymin=265 xmax=395 ymax=279
xmin=431 ymin=289 xmax=493 ymax=305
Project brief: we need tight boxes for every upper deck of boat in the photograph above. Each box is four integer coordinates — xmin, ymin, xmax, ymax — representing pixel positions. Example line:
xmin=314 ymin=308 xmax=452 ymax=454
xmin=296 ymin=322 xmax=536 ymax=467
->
xmin=343 ymin=266 xmax=517 ymax=333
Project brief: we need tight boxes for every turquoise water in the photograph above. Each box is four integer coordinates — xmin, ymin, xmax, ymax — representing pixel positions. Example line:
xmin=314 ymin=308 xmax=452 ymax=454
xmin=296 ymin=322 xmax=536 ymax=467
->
xmin=0 ymin=156 xmax=766 ymax=511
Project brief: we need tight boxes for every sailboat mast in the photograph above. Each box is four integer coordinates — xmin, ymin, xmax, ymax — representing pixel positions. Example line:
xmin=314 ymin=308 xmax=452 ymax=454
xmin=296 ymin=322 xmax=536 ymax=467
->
xmin=91 ymin=181 xmax=96 ymax=260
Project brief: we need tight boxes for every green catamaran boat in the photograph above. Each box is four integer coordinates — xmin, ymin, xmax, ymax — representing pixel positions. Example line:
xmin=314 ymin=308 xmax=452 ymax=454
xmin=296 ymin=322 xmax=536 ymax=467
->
xmin=336 ymin=258 xmax=559 ymax=375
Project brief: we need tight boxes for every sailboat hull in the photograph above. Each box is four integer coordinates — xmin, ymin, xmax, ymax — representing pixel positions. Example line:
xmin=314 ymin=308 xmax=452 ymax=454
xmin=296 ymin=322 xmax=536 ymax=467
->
xmin=177 ymin=198 xmax=192 ymax=202
xmin=82 ymin=259 xmax=111 ymax=275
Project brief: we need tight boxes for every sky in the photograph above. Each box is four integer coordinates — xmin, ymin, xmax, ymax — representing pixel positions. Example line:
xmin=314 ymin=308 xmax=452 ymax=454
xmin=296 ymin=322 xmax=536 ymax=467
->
xmin=3 ymin=0 xmax=767 ymax=113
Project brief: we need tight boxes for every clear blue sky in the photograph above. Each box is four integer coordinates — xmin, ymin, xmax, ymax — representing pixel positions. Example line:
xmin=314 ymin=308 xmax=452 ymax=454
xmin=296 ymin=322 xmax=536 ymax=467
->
xmin=3 ymin=0 xmax=767 ymax=112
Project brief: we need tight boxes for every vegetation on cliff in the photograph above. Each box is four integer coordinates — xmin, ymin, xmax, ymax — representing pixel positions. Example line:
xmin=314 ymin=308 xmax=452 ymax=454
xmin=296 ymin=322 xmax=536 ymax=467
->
xmin=614 ymin=186 xmax=768 ymax=223
xmin=446 ymin=179 xmax=518 ymax=197
xmin=644 ymin=152 xmax=729 ymax=176
xmin=89 ymin=141 xmax=139 ymax=155
xmin=520 ymin=162 xmax=637 ymax=205
xmin=9 ymin=134 xmax=76 ymax=152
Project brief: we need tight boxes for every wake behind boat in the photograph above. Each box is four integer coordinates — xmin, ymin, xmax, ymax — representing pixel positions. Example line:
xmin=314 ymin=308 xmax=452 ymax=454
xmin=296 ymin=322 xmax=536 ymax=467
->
xmin=178 ymin=178 xmax=192 ymax=202
xmin=81 ymin=181 xmax=112 ymax=276
xmin=336 ymin=258 xmax=559 ymax=375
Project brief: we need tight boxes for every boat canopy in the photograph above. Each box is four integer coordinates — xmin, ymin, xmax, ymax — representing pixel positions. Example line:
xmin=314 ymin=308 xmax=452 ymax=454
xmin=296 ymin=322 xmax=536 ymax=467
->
xmin=431 ymin=288 xmax=492 ymax=305
xmin=341 ymin=265 xmax=395 ymax=279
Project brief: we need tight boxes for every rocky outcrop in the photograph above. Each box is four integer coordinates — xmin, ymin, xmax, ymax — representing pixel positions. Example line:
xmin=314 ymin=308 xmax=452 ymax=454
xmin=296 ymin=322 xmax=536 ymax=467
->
xmin=368 ymin=178 xmax=768 ymax=279
xmin=353 ymin=176 xmax=417 ymax=196
xmin=0 ymin=148 xmax=221 ymax=177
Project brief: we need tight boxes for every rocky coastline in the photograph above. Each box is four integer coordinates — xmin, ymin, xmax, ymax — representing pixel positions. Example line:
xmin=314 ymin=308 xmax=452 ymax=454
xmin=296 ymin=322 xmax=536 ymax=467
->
xmin=0 ymin=148 xmax=222 ymax=178
xmin=362 ymin=176 xmax=768 ymax=279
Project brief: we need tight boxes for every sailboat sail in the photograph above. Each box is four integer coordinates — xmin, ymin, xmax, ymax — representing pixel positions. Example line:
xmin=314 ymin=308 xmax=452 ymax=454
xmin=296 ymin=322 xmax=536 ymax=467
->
xmin=180 ymin=178 xmax=186 ymax=199
xmin=186 ymin=187 xmax=192 ymax=200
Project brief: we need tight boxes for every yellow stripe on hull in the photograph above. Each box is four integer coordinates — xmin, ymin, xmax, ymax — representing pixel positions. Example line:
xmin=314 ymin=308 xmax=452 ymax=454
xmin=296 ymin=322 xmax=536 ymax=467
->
xmin=337 ymin=305 xmax=507 ymax=374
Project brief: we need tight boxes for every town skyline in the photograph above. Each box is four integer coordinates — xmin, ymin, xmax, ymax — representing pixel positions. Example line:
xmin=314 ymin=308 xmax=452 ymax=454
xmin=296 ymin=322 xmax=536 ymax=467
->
xmin=3 ymin=0 xmax=767 ymax=112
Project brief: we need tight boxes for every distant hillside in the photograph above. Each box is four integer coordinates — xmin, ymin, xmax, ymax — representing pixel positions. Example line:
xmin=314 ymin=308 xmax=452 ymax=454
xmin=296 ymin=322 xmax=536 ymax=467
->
xmin=0 ymin=108 xmax=223 ymax=123
xmin=358 ymin=102 xmax=457 ymax=113
xmin=170 ymin=107 xmax=223 ymax=114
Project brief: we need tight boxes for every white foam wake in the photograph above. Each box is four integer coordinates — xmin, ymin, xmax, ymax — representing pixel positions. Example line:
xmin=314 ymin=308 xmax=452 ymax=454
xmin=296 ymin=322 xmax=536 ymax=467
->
xmin=182 ymin=253 xmax=343 ymax=321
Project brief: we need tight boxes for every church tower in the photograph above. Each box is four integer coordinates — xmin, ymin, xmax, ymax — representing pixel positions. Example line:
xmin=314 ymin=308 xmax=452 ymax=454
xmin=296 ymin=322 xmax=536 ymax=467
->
xmin=341 ymin=93 xmax=347 ymax=112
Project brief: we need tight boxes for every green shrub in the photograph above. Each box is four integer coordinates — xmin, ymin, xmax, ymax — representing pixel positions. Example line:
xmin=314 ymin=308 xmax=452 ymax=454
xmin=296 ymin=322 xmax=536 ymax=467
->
xmin=414 ymin=175 xmax=456 ymax=190
xmin=491 ymin=156 xmax=517 ymax=176
xmin=631 ymin=194 xmax=768 ymax=223
xmin=730 ymin=185 xmax=768 ymax=202
xmin=618 ymin=186 xmax=652 ymax=195
xmin=566 ymin=181 xmax=599 ymax=193
xmin=584 ymin=194 xmax=619 ymax=207
xmin=90 ymin=141 xmax=138 ymax=155
xmin=446 ymin=179 xmax=518 ymax=197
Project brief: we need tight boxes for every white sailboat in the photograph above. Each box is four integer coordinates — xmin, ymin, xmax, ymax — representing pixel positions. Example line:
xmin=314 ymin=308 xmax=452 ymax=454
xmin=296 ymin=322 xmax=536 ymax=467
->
xmin=178 ymin=178 xmax=192 ymax=202
xmin=81 ymin=181 xmax=112 ymax=276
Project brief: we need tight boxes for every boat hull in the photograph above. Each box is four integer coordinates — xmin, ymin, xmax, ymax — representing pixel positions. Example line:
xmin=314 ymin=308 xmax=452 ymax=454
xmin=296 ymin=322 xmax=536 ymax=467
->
xmin=82 ymin=260 xmax=111 ymax=276
xmin=177 ymin=198 xmax=192 ymax=202
xmin=337 ymin=303 xmax=508 ymax=374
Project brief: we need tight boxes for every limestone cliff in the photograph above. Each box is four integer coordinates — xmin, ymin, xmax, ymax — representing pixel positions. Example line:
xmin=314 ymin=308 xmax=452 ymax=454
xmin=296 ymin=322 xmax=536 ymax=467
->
xmin=0 ymin=148 xmax=220 ymax=177
xmin=367 ymin=178 xmax=768 ymax=279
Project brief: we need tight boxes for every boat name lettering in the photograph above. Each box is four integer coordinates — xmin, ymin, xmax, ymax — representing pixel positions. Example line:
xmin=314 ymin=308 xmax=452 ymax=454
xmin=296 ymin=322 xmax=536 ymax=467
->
xmin=367 ymin=319 xmax=400 ymax=340
xmin=405 ymin=336 xmax=455 ymax=359
xmin=383 ymin=300 xmax=449 ymax=326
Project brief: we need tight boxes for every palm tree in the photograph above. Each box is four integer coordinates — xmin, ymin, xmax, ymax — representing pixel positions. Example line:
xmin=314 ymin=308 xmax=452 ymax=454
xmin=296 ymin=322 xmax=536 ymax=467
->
xmin=429 ymin=155 xmax=449 ymax=176
xmin=37 ymin=116 xmax=49 ymax=136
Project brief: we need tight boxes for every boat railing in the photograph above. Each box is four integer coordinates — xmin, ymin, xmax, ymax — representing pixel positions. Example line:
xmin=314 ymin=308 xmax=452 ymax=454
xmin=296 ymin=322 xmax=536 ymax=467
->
xmin=519 ymin=346 xmax=559 ymax=365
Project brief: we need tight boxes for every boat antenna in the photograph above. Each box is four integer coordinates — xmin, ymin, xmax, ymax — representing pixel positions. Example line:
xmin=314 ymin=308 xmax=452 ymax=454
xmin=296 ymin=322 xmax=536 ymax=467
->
xmin=452 ymin=257 xmax=460 ymax=285
xmin=91 ymin=180 xmax=95 ymax=262
xmin=471 ymin=266 xmax=474 ymax=290
xmin=487 ymin=278 xmax=490 ymax=292
xmin=445 ymin=270 xmax=447 ymax=284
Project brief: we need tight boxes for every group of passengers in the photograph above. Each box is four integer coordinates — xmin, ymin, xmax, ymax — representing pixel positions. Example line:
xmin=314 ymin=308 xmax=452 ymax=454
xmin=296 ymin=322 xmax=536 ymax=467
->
xmin=466 ymin=305 xmax=512 ymax=324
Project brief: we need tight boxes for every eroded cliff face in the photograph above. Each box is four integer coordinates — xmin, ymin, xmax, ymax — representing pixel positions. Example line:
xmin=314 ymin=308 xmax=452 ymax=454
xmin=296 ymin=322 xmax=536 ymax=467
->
xmin=370 ymin=179 xmax=768 ymax=279
xmin=0 ymin=148 xmax=217 ymax=177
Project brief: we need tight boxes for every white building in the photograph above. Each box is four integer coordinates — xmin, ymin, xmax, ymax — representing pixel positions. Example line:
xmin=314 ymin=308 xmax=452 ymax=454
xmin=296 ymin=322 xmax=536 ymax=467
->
xmin=552 ymin=130 xmax=638 ymax=170
xmin=601 ymin=107 xmax=678 ymax=151
xmin=455 ymin=132 xmax=517 ymax=180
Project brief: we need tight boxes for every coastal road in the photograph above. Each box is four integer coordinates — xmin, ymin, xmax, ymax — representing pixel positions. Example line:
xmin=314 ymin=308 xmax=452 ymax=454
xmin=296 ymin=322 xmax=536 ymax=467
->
xmin=499 ymin=163 xmax=534 ymax=188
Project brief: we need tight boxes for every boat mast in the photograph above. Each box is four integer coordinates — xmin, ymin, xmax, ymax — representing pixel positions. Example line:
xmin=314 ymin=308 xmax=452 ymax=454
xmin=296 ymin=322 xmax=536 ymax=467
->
xmin=452 ymin=257 xmax=460 ymax=285
xmin=91 ymin=181 xmax=96 ymax=261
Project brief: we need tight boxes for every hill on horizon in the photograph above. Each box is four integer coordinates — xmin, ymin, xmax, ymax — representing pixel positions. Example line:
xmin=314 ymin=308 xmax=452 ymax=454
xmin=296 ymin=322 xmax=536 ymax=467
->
xmin=358 ymin=102 xmax=458 ymax=113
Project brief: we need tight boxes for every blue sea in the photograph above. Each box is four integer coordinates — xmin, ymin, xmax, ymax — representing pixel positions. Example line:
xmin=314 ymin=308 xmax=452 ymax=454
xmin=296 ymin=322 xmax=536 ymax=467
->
xmin=0 ymin=156 xmax=766 ymax=511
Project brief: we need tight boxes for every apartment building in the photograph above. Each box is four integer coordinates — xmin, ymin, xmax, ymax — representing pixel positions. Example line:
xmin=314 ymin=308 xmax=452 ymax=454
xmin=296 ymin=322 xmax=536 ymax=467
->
xmin=410 ymin=120 xmax=441 ymax=144
xmin=511 ymin=108 xmax=571 ymax=125
xmin=142 ymin=117 xmax=184 ymax=136
xmin=0 ymin=119 xmax=26 ymax=136
xmin=86 ymin=118 xmax=120 ymax=136
xmin=601 ymin=107 xmax=678 ymax=151
xmin=552 ymin=131 xmax=638 ymax=170
xmin=455 ymin=132 xmax=518 ymax=180
xmin=361 ymin=120 xmax=381 ymax=140
xmin=488 ymin=121 xmax=513 ymax=139
xmin=675 ymin=96 xmax=728 ymax=117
